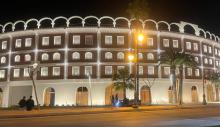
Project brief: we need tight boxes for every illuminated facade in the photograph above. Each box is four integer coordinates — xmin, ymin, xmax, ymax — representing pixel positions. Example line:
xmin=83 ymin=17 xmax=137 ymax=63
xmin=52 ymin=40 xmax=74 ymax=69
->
xmin=0 ymin=16 xmax=219 ymax=107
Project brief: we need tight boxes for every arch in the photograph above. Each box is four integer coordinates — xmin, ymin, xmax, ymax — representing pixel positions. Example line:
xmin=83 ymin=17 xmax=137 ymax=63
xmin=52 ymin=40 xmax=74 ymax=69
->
xmin=0 ymin=88 xmax=2 ymax=107
xmin=0 ymin=24 xmax=3 ymax=33
xmin=85 ymin=52 xmax=93 ymax=59
xmin=42 ymin=53 xmax=49 ymax=61
xmin=117 ymin=52 xmax=124 ymax=60
xmin=72 ymin=52 xmax=80 ymax=60
xmin=44 ymin=87 xmax=55 ymax=106
xmin=3 ymin=22 xmax=13 ymax=33
xmin=191 ymin=86 xmax=198 ymax=103
xmin=76 ymin=87 xmax=88 ymax=106
xmin=199 ymin=29 xmax=206 ymax=38
xmin=84 ymin=16 xmax=99 ymax=27
xmin=14 ymin=55 xmax=20 ymax=62
xmin=216 ymin=36 xmax=220 ymax=42
xmin=143 ymin=19 xmax=158 ymax=30
xmin=99 ymin=16 xmax=115 ymax=27
xmin=53 ymin=16 xmax=68 ymax=28
xmin=25 ymin=18 xmax=38 ymax=30
xmin=38 ymin=17 xmax=53 ymax=28
xmin=170 ymin=23 xmax=180 ymax=32
xmin=147 ymin=53 xmax=154 ymax=60
xmin=105 ymin=52 xmax=113 ymax=59
xmin=206 ymin=31 xmax=212 ymax=40
xmin=168 ymin=86 xmax=173 ymax=103
xmin=1 ymin=56 xmax=6 ymax=64
xmin=211 ymin=34 xmax=216 ymax=41
xmin=207 ymin=84 xmax=214 ymax=102
xmin=105 ymin=85 xmax=124 ymax=105
xmin=115 ymin=17 xmax=130 ymax=28
xmin=13 ymin=20 xmax=25 ymax=31
xmin=67 ymin=16 xmax=83 ymax=27
xmin=141 ymin=86 xmax=151 ymax=105
xmin=183 ymin=24 xmax=196 ymax=35
xmin=130 ymin=19 xmax=143 ymax=30
xmin=158 ymin=21 xmax=170 ymax=31
xmin=53 ymin=52 xmax=61 ymax=60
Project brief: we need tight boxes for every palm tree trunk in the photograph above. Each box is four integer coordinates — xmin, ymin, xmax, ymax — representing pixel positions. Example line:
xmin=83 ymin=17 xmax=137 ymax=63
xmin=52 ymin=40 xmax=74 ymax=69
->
xmin=215 ymin=86 xmax=219 ymax=102
xmin=178 ymin=66 xmax=183 ymax=105
xmin=171 ymin=67 xmax=177 ymax=105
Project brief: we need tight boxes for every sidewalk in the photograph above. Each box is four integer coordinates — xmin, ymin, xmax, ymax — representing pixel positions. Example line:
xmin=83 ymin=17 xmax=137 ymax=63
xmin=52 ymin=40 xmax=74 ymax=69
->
xmin=0 ymin=104 xmax=219 ymax=119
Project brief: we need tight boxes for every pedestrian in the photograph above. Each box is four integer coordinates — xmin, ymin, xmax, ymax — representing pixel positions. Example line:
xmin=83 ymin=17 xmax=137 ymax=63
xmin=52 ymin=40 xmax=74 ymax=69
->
xmin=111 ymin=95 xmax=115 ymax=106
xmin=26 ymin=96 xmax=35 ymax=111
xmin=115 ymin=94 xmax=119 ymax=105
xmin=18 ymin=96 xmax=26 ymax=109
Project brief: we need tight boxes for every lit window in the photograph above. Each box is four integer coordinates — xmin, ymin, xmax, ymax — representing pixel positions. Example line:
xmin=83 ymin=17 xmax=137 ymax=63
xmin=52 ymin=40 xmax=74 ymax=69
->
xmin=85 ymin=52 xmax=93 ymax=60
xmin=204 ymin=58 xmax=208 ymax=64
xmin=105 ymin=66 xmax=112 ymax=75
xmin=164 ymin=67 xmax=170 ymax=75
xmin=53 ymin=67 xmax=60 ymax=76
xmin=53 ymin=52 xmax=61 ymax=60
xmin=105 ymin=36 xmax=112 ymax=45
xmin=195 ymin=69 xmax=200 ymax=77
xmin=215 ymin=49 xmax=218 ymax=55
xmin=117 ymin=36 xmax=124 ymax=45
xmin=163 ymin=39 xmax=169 ymax=47
xmin=193 ymin=43 xmax=198 ymax=51
xmin=25 ymin=54 xmax=31 ymax=61
xmin=14 ymin=55 xmax=20 ymax=62
xmin=209 ymin=59 xmax=213 ymax=65
xmin=138 ymin=53 xmax=143 ymax=60
xmin=85 ymin=35 xmax=93 ymax=45
xmin=13 ymin=68 xmax=20 ymax=78
xmin=0 ymin=70 xmax=5 ymax=79
xmin=41 ymin=67 xmax=48 ymax=77
xmin=147 ymin=53 xmax=154 ymax=60
xmin=72 ymin=52 xmax=80 ymax=60
xmin=117 ymin=66 xmax=125 ymax=71
xmin=1 ymin=56 xmax=6 ymax=64
xmin=147 ymin=38 xmax=153 ymax=46
xmin=72 ymin=35 xmax=80 ymax=45
xmin=2 ymin=41 xmax=7 ymax=50
xmin=203 ymin=45 xmax=207 ymax=53
xmin=186 ymin=42 xmax=191 ymax=50
xmin=105 ymin=52 xmax=113 ymax=59
xmin=85 ymin=66 xmax=92 ymax=75
xmin=148 ymin=66 xmax=154 ymax=75
xmin=54 ymin=36 xmax=61 ymax=45
xmin=218 ymin=50 xmax=220 ymax=56
xmin=117 ymin=52 xmax=124 ymax=60
xmin=42 ymin=37 xmax=49 ymax=46
xmin=25 ymin=38 xmax=32 ymax=47
xmin=208 ymin=46 xmax=212 ymax=54
xmin=23 ymin=68 xmax=29 ymax=77
xmin=216 ymin=61 xmax=219 ymax=66
xmin=15 ymin=39 xmax=22 ymax=48
xmin=194 ymin=57 xmax=199 ymax=63
xmin=72 ymin=66 xmax=80 ymax=76
xmin=175 ymin=68 xmax=179 ymax=75
xmin=187 ymin=68 xmax=192 ymax=76
xmin=139 ymin=66 xmax=144 ymax=75
xmin=173 ymin=40 xmax=178 ymax=48
xmin=42 ymin=53 xmax=49 ymax=61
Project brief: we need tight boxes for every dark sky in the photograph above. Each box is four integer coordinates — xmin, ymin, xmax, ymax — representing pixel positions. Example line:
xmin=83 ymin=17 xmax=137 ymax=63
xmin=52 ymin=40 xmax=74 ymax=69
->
xmin=0 ymin=0 xmax=219 ymax=35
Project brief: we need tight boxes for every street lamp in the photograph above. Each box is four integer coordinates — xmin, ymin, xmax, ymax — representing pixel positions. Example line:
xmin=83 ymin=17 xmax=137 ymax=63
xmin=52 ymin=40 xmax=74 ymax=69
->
xmin=28 ymin=62 xmax=40 ymax=110
xmin=87 ymin=73 xmax=93 ymax=107
xmin=202 ymin=73 xmax=207 ymax=105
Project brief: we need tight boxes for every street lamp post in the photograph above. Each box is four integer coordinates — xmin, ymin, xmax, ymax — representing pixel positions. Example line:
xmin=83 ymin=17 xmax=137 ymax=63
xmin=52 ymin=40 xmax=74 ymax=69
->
xmin=28 ymin=63 xmax=40 ymax=110
xmin=202 ymin=73 xmax=207 ymax=105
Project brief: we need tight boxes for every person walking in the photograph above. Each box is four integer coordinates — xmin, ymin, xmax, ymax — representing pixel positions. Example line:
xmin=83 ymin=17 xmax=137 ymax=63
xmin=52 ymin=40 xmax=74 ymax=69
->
xmin=18 ymin=96 xmax=26 ymax=109
xmin=26 ymin=96 xmax=35 ymax=111
xmin=111 ymin=95 xmax=115 ymax=106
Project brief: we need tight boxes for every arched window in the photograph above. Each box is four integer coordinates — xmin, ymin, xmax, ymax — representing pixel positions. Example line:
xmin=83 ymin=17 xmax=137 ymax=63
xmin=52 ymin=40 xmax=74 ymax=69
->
xmin=42 ymin=53 xmax=49 ymax=61
xmin=147 ymin=53 xmax=154 ymax=60
xmin=25 ymin=54 xmax=31 ymax=61
xmin=53 ymin=52 xmax=61 ymax=60
xmin=117 ymin=52 xmax=124 ymax=60
xmin=85 ymin=52 xmax=93 ymax=59
xmin=138 ymin=53 xmax=143 ymax=60
xmin=105 ymin=52 xmax=113 ymax=59
xmin=1 ymin=57 xmax=6 ymax=64
xmin=15 ymin=55 xmax=20 ymax=62
xmin=72 ymin=52 xmax=80 ymax=60
xmin=44 ymin=87 xmax=55 ymax=106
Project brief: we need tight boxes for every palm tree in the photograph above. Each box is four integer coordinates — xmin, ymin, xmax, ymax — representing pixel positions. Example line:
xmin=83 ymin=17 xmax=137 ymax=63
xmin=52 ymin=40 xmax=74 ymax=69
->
xmin=208 ymin=72 xmax=220 ymax=102
xmin=112 ymin=68 xmax=135 ymax=101
xmin=160 ymin=48 xmax=197 ymax=105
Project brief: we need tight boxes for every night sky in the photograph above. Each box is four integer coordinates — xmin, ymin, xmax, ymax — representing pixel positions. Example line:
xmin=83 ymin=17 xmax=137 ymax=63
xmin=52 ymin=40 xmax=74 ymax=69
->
xmin=0 ymin=0 xmax=219 ymax=35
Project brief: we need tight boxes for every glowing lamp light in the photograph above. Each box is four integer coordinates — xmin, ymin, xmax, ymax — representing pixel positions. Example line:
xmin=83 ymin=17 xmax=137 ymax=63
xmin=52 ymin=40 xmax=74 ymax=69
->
xmin=128 ymin=54 xmax=134 ymax=61
xmin=138 ymin=34 xmax=144 ymax=42
xmin=32 ymin=63 xmax=38 ymax=69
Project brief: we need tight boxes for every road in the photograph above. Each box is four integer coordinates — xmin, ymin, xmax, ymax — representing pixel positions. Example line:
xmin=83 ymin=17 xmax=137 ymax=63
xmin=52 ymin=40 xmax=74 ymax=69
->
xmin=0 ymin=107 xmax=220 ymax=127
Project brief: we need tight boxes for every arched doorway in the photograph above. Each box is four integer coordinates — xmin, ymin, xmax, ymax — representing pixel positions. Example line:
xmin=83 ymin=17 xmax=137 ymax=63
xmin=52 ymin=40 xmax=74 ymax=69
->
xmin=105 ymin=85 xmax=124 ymax=105
xmin=207 ymin=84 xmax=214 ymax=102
xmin=140 ymin=86 xmax=151 ymax=105
xmin=44 ymin=87 xmax=55 ymax=106
xmin=0 ymin=88 xmax=3 ymax=107
xmin=76 ymin=87 xmax=88 ymax=106
xmin=191 ymin=86 xmax=198 ymax=103
xmin=168 ymin=86 xmax=173 ymax=103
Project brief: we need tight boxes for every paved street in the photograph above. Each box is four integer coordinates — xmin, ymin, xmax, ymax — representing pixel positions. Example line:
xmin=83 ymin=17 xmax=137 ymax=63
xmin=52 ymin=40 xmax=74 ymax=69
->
xmin=0 ymin=106 xmax=220 ymax=127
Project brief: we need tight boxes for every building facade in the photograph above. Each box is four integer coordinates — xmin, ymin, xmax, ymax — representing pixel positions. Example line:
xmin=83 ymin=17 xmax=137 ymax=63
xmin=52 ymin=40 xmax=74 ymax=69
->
xmin=0 ymin=16 xmax=219 ymax=107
